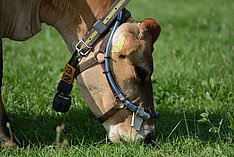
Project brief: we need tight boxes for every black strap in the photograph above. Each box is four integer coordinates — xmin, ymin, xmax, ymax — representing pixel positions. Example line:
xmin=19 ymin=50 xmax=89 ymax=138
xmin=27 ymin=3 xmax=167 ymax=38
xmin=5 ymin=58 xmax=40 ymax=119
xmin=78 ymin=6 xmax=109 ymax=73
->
xmin=59 ymin=3 xmax=131 ymax=89
xmin=53 ymin=1 xmax=131 ymax=113
xmin=75 ymin=8 xmax=131 ymax=76
xmin=77 ymin=0 xmax=131 ymax=53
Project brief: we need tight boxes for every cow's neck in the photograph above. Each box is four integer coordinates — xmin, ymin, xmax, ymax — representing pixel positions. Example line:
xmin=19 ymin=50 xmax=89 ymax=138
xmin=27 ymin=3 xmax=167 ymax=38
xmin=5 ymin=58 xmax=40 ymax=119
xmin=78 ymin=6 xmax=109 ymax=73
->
xmin=40 ymin=0 xmax=115 ymax=52
xmin=1 ymin=0 xmax=42 ymax=41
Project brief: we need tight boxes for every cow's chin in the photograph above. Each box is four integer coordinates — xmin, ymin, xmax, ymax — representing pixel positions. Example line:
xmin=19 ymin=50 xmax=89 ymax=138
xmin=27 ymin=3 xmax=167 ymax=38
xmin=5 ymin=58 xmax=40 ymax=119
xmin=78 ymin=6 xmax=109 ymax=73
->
xmin=102 ymin=117 xmax=155 ymax=143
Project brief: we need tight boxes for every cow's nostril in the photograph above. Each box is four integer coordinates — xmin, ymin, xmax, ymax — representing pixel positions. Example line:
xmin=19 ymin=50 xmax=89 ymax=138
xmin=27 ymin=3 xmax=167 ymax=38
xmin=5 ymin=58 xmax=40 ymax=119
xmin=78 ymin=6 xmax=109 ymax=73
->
xmin=144 ymin=132 xmax=156 ymax=144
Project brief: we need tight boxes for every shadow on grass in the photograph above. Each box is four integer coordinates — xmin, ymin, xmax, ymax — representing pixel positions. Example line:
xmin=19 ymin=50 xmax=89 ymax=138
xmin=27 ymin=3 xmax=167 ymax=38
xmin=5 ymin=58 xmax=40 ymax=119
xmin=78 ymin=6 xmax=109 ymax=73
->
xmin=9 ymin=106 xmax=106 ymax=147
xmin=8 ymin=104 xmax=232 ymax=147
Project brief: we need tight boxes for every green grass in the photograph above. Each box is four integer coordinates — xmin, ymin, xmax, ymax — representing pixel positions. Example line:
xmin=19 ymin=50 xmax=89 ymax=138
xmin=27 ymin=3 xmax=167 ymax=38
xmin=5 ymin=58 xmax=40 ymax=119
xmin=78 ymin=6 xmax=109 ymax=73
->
xmin=1 ymin=0 xmax=234 ymax=156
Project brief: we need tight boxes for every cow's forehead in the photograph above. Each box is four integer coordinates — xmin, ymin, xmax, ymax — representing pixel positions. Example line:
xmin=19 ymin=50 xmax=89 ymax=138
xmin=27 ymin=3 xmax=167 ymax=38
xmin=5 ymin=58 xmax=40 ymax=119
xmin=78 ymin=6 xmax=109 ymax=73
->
xmin=112 ymin=23 xmax=141 ymax=47
xmin=116 ymin=22 xmax=139 ymax=35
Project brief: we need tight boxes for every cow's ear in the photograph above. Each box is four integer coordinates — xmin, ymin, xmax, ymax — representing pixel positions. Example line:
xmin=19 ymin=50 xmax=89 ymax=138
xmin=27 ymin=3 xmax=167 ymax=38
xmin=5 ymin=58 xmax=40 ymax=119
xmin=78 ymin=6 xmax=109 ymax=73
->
xmin=140 ymin=18 xmax=161 ymax=43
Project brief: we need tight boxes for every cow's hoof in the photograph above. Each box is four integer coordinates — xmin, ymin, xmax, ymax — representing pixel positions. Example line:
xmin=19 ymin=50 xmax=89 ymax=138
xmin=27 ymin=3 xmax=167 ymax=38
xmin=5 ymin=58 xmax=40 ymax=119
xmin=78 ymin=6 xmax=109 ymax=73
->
xmin=0 ymin=135 xmax=20 ymax=148
xmin=0 ymin=136 xmax=16 ymax=147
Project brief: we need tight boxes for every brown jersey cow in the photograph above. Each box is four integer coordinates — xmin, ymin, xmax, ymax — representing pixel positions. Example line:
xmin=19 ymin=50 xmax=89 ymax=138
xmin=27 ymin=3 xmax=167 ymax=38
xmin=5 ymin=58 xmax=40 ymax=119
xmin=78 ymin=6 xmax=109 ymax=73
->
xmin=0 ymin=0 xmax=160 ymax=146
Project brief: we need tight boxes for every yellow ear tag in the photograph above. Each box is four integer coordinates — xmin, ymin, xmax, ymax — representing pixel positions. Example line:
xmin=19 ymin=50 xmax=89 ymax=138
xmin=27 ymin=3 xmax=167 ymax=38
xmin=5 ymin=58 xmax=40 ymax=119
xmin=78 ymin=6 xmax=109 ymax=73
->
xmin=112 ymin=37 xmax=125 ymax=53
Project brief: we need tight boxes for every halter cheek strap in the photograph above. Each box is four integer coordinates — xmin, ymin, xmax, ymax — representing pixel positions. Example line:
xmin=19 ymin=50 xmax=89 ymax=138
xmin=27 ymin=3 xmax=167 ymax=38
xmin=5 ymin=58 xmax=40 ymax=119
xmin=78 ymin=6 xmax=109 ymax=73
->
xmin=52 ymin=0 xmax=160 ymax=123
xmin=52 ymin=0 xmax=131 ymax=113
xmin=98 ymin=13 xmax=151 ymax=122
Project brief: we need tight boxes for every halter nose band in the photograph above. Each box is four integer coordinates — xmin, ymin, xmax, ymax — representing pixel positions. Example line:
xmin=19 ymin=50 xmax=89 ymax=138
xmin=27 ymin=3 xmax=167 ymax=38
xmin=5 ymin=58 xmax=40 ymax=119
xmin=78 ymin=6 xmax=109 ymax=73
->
xmin=101 ymin=10 xmax=153 ymax=122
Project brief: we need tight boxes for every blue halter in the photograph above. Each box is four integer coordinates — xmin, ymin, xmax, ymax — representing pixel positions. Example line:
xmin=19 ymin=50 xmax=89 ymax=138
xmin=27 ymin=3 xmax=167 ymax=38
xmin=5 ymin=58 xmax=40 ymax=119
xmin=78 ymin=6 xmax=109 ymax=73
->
xmin=104 ymin=11 xmax=150 ymax=120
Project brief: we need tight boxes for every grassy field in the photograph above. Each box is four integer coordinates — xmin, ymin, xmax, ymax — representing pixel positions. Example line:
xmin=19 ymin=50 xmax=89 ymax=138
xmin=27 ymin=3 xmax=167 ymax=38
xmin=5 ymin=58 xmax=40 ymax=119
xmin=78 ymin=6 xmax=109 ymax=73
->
xmin=1 ymin=0 xmax=234 ymax=156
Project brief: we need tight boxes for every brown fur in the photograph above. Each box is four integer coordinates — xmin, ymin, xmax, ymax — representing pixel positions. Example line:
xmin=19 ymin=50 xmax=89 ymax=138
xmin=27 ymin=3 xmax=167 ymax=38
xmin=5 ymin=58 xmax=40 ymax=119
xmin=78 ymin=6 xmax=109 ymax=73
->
xmin=140 ymin=18 xmax=161 ymax=44
xmin=0 ymin=0 xmax=160 ymax=145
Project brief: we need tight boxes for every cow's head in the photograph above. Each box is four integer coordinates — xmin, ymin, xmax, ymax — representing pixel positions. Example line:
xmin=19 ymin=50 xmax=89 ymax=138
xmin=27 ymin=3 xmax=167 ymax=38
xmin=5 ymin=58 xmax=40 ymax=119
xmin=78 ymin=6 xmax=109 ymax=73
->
xmin=78 ymin=18 xmax=161 ymax=143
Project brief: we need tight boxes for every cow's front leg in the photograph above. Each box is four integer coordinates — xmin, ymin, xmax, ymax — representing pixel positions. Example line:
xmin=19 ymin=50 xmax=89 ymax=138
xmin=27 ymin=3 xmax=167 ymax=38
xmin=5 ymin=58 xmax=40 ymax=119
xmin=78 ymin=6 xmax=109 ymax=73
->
xmin=0 ymin=95 xmax=15 ymax=147
xmin=0 ymin=41 xmax=18 ymax=147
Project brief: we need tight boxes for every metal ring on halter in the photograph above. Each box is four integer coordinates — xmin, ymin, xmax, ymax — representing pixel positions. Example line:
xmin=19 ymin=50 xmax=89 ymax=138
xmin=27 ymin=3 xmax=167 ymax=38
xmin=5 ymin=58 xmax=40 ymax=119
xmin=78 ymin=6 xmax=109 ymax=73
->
xmin=94 ymin=51 xmax=105 ymax=64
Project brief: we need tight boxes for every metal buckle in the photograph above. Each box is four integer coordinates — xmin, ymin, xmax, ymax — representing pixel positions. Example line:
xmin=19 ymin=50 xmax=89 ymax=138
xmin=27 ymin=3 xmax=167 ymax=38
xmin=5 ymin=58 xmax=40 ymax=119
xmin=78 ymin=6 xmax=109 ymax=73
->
xmin=76 ymin=39 xmax=92 ymax=56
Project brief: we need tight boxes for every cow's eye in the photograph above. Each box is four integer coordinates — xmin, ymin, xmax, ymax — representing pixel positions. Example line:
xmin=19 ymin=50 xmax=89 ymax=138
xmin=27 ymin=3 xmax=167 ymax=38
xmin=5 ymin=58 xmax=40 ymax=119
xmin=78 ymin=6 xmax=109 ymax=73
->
xmin=134 ymin=66 xmax=148 ymax=82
